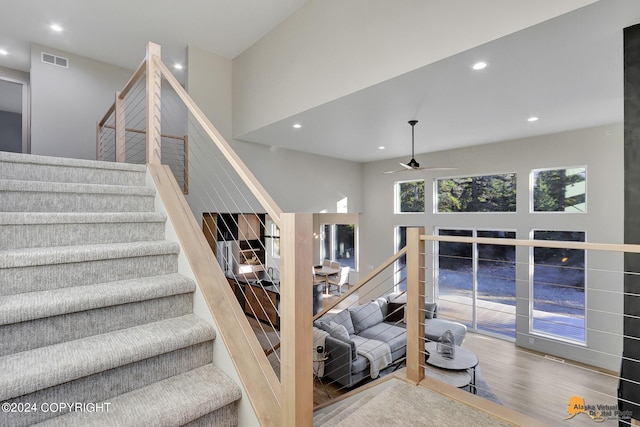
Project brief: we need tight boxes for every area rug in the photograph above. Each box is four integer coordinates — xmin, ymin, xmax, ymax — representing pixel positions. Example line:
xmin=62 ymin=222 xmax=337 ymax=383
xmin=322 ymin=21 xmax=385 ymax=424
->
xmin=375 ymin=364 xmax=502 ymax=405
xmin=331 ymin=380 xmax=512 ymax=427
xmin=473 ymin=366 xmax=502 ymax=404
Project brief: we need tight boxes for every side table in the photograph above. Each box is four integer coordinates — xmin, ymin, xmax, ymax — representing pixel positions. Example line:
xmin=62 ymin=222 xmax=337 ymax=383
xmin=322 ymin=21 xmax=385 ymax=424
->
xmin=424 ymin=341 xmax=479 ymax=394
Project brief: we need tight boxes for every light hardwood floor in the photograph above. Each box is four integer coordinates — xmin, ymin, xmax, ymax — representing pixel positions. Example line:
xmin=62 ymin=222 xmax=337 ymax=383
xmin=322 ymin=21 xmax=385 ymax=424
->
xmin=462 ymin=332 xmax=619 ymax=426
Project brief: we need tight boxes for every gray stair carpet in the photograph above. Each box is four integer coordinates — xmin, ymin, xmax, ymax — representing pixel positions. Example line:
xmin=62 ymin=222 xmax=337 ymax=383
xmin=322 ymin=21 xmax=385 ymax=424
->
xmin=0 ymin=152 xmax=241 ymax=426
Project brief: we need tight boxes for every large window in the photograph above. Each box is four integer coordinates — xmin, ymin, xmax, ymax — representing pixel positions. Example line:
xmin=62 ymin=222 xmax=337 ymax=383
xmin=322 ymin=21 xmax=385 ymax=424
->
xmin=531 ymin=230 xmax=586 ymax=343
xmin=396 ymin=180 xmax=425 ymax=213
xmin=532 ymin=167 xmax=586 ymax=212
xmin=437 ymin=228 xmax=516 ymax=339
xmin=436 ymin=173 xmax=517 ymax=213
xmin=321 ymin=223 xmax=356 ymax=270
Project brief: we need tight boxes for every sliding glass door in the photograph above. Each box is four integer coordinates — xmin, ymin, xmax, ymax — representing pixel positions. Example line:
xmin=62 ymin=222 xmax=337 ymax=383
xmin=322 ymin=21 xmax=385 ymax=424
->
xmin=437 ymin=228 xmax=516 ymax=339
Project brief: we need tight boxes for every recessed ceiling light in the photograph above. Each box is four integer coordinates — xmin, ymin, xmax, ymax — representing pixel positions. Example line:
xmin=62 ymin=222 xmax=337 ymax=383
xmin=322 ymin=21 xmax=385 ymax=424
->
xmin=173 ymin=63 xmax=183 ymax=70
xmin=472 ymin=61 xmax=488 ymax=70
xmin=378 ymin=146 xmax=385 ymax=150
xmin=50 ymin=24 xmax=63 ymax=32
xmin=527 ymin=116 xmax=539 ymax=122
xmin=0 ymin=49 xmax=7 ymax=56
xmin=292 ymin=123 xmax=302 ymax=129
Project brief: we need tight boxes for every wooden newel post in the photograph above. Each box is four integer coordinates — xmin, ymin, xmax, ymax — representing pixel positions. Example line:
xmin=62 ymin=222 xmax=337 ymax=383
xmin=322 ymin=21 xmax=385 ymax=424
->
xmin=146 ymin=42 xmax=162 ymax=165
xmin=280 ymin=213 xmax=313 ymax=427
xmin=406 ymin=227 xmax=425 ymax=384
xmin=115 ymin=91 xmax=125 ymax=162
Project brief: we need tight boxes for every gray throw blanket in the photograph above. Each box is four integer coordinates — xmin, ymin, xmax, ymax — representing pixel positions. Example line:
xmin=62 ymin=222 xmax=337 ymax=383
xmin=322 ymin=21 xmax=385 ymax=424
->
xmin=351 ymin=336 xmax=392 ymax=379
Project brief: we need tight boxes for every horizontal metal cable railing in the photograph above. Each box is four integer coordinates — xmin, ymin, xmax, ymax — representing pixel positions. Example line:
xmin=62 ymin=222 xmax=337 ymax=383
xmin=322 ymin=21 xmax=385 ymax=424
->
xmin=313 ymin=231 xmax=640 ymax=425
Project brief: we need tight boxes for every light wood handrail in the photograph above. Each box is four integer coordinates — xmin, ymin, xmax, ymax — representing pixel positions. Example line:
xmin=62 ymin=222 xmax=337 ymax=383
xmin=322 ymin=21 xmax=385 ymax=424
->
xmin=154 ymin=57 xmax=284 ymax=227
xmin=422 ymin=234 xmax=640 ymax=253
xmin=98 ymin=103 xmax=115 ymax=128
xmin=119 ymin=57 xmax=147 ymax=100
xmin=148 ymin=164 xmax=282 ymax=427
xmin=313 ymin=246 xmax=407 ymax=321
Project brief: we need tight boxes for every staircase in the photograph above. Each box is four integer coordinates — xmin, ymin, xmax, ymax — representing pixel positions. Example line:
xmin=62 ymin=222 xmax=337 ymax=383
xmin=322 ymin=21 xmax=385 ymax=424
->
xmin=0 ymin=152 xmax=241 ymax=426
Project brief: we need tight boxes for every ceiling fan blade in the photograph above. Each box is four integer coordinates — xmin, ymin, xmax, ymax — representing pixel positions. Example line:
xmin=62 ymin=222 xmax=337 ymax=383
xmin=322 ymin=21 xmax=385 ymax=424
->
xmin=383 ymin=169 xmax=408 ymax=174
xmin=399 ymin=162 xmax=414 ymax=170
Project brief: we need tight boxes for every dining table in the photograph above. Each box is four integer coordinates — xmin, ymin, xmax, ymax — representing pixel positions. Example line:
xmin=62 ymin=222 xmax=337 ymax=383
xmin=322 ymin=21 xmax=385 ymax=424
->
xmin=313 ymin=265 xmax=340 ymax=295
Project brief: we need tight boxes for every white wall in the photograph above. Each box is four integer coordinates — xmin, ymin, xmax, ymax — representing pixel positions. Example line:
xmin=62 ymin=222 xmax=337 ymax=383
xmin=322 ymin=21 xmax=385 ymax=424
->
xmin=232 ymin=0 xmax=597 ymax=137
xmin=186 ymin=46 xmax=363 ymax=219
xmin=30 ymin=44 xmax=130 ymax=159
xmin=360 ymin=123 xmax=624 ymax=371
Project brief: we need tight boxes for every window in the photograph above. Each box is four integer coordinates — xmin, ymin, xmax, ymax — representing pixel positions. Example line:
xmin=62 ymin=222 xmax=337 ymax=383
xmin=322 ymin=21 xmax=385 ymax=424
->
xmin=436 ymin=173 xmax=516 ymax=213
xmin=532 ymin=167 xmax=586 ymax=212
xmin=265 ymin=222 xmax=280 ymax=258
xmin=396 ymin=180 xmax=425 ymax=213
xmin=531 ymin=230 xmax=585 ymax=343
xmin=436 ymin=229 xmax=516 ymax=339
xmin=321 ymin=223 xmax=356 ymax=270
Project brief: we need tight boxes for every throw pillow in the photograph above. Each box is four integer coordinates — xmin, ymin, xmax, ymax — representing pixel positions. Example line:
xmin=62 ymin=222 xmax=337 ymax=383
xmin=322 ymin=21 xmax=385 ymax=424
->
xmin=320 ymin=321 xmax=350 ymax=342
xmin=349 ymin=302 xmax=384 ymax=333
xmin=386 ymin=301 xmax=405 ymax=323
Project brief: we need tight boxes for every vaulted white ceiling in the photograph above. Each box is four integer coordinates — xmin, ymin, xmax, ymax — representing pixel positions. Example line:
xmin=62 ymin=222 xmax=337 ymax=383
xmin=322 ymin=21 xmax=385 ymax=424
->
xmin=1 ymin=0 xmax=638 ymax=163
xmin=0 ymin=0 xmax=309 ymax=72
xmin=238 ymin=0 xmax=640 ymax=163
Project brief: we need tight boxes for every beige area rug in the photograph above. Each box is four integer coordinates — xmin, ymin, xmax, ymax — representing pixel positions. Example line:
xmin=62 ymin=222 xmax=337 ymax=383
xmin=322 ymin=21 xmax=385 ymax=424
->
xmin=331 ymin=380 xmax=514 ymax=427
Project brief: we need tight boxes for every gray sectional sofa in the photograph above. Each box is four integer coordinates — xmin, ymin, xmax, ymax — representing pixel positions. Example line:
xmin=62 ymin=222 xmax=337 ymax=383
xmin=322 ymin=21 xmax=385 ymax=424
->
xmin=314 ymin=293 xmax=467 ymax=388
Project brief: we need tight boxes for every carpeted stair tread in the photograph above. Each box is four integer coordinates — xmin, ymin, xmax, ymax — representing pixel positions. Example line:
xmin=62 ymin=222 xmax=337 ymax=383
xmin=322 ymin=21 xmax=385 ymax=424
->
xmin=0 ymin=151 xmax=147 ymax=186
xmin=34 ymin=364 xmax=242 ymax=427
xmin=0 ymin=241 xmax=180 ymax=269
xmin=0 ymin=212 xmax=167 ymax=249
xmin=0 ymin=273 xmax=195 ymax=325
xmin=0 ymin=179 xmax=155 ymax=196
xmin=314 ymin=394 xmax=375 ymax=426
xmin=0 ymin=314 xmax=215 ymax=401
xmin=0 ymin=211 xmax=166 ymax=225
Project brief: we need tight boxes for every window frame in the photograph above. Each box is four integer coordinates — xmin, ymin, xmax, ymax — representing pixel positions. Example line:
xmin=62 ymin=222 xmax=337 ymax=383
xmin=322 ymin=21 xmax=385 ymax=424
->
xmin=434 ymin=172 xmax=517 ymax=214
xmin=395 ymin=179 xmax=426 ymax=214
xmin=530 ymin=165 xmax=587 ymax=214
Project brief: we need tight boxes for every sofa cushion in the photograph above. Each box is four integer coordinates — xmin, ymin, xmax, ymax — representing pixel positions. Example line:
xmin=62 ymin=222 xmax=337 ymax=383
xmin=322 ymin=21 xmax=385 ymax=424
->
xmin=349 ymin=302 xmax=384 ymax=334
xmin=357 ymin=323 xmax=407 ymax=355
xmin=374 ymin=297 xmax=388 ymax=317
xmin=320 ymin=321 xmax=350 ymax=342
xmin=316 ymin=309 xmax=355 ymax=335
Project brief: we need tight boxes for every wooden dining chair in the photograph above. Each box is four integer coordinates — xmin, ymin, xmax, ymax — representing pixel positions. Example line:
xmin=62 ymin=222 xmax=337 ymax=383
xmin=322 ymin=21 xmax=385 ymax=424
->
xmin=322 ymin=259 xmax=331 ymax=267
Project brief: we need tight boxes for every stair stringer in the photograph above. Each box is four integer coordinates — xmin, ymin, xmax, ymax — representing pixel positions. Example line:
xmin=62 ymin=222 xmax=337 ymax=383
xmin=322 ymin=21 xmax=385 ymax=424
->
xmin=146 ymin=168 xmax=267 ymax=427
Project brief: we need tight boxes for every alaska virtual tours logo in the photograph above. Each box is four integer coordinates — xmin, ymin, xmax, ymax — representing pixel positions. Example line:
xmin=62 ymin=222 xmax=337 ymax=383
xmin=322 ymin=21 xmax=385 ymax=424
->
xmin=564 ymin=396 xmax=632 ymax=423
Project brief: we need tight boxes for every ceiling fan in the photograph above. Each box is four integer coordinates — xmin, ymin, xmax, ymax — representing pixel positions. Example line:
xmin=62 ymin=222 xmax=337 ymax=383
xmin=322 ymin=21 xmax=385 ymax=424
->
xmin=383 ymin=120 xmax=455 ymax=174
